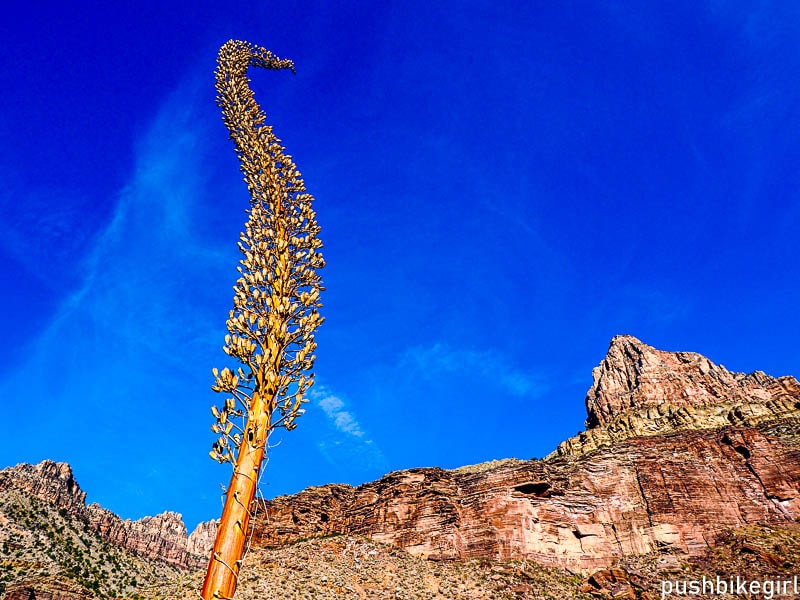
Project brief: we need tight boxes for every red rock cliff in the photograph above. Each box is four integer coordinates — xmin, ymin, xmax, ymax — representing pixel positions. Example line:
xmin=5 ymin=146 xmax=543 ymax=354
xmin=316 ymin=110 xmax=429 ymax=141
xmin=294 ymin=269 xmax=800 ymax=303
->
xmin=250 ymin=336 xmax=800 ymax=572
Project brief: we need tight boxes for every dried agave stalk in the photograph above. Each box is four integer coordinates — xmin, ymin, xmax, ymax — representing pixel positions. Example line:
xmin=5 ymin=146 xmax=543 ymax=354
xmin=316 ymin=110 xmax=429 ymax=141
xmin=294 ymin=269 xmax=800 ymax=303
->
xmin=201 ymin=39 xmax=324 ymax=600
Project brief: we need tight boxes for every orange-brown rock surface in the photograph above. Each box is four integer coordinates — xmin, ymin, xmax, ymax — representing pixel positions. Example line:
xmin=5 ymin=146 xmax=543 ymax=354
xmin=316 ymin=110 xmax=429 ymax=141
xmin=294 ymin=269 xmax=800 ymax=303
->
xmin=84 ymin=504 xmax=204 ymax=568
xmin=251 ymin=336 xmax=800 ymax=573
xmin=549 ymin=336 xmax=800 ymax=458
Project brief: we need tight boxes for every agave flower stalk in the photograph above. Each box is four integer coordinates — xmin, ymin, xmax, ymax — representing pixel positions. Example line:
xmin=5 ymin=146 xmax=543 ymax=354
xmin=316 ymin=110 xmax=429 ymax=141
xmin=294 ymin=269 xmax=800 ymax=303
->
xmin=201 ymin=40 xmax=324 ymax=600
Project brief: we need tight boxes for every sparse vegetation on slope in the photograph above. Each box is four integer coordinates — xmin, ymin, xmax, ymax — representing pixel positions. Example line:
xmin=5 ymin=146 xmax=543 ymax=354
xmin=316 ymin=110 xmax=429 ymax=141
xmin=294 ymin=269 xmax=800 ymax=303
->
xmin=0 ymin=490 xmax=181 ymax=598
xmin=140 ymin=525 xmax=800 ymax=600
xmin=150 ymin=535 xmax=594 ymax=600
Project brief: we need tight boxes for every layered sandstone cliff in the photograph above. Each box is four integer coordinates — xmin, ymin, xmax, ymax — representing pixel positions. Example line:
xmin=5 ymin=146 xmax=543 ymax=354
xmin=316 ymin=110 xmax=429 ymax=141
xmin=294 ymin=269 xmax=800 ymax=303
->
xmin=250 ymin=336 xmax=800 ymax=572
xmin=84 ymin=505 xmax=204 ymax=568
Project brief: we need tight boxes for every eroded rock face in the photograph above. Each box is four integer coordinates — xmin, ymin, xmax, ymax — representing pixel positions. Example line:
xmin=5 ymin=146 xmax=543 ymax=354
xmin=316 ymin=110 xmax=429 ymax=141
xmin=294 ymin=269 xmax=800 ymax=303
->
xmin=0 ymin=461 xmax=86 ymax=511
xmin=252 ymin=426 xmax=800 ymax=572
xmin=250 ymin=337 xmax=800 ymax=573
xmin=584 ymin=335 xmax=800 ymax=429
xmin=550 ymin=336 xmax=800 ymax=458
xmin=187 ymin=518 xmax=218 ymax=558
xmin=84 ymin=505 xmax=205 ymax=568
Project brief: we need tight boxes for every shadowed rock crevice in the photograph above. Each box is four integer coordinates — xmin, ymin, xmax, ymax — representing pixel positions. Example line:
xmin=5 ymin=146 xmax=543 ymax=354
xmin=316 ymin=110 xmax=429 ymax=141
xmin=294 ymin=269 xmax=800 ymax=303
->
xmin=513 ymin=482 xmax=551 ymax=497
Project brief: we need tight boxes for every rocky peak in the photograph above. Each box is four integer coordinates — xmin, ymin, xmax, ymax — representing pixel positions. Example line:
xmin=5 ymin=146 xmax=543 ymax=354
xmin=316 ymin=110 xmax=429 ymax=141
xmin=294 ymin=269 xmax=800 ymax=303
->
xmin=84 ymin=504 xmax=207 ymax=568
xmin=0 ymin=460 xmax=86 ymax=511
xmin=136 ymin=511 xmax=188 ymax=539
xmin=584 ymin=334 xmax=800 ymax=429
xmin=187 ymin=519 xmax=218 ymax=557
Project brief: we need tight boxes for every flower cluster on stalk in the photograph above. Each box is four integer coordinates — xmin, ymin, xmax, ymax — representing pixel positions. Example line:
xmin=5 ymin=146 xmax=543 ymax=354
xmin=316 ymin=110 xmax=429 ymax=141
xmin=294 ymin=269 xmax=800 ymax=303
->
xmin=209 ymin=40 xmax=324 ymax=466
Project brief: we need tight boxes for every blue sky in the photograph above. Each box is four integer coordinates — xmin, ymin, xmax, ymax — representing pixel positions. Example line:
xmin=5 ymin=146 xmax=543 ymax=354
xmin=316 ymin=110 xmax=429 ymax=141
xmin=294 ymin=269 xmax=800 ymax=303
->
xmin=1 ymin=2 xmax=798 ymax=530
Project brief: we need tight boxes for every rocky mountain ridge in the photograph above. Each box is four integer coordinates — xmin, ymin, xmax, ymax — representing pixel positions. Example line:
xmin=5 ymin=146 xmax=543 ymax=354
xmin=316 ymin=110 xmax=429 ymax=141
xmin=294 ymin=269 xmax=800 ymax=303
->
xmin=250 ymin=335 xmax=800 ymax=572
xmin=0 ymin=484 xmax=185 ymax=599
xmin=0 ymin=461 xmax=210 ymax=569
xmin=586 ymin=335 xmax=799 ymax=428
xmin=2 ymin=334 xmax=799 ymax=599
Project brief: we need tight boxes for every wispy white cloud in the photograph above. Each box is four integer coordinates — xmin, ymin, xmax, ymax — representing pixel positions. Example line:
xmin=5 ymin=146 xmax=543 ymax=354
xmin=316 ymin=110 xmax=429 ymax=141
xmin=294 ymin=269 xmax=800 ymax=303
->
xmin=401 ymin=342 xmax=544 ymax=398
xmin=51 ymin=77 xmax=234 ymax=374
xmin=308 ymin=385 xmax=387 ymax=473
xmin=311 ymin=386 xmax=365 ymax=437
xmin=0 ymin=185 xmax=97 ymax=291
xmin=0 ymin=74 xmax=232 ymax=523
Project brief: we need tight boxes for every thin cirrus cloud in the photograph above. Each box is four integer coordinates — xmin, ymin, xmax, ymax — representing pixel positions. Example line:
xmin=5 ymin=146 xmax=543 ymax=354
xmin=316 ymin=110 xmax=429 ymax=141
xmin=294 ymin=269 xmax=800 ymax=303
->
xmin=309 ymin=385 xmax=388 ymax=473
xmin=314 ymin=389 xmax=365 ymax=437
xmin=0 ymin=78 xmax=220 ymax=391
xmin=64 ymin=78 xmax=227 ymax=374
xmin=401 ymin=342 xmax=543 ymax=398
